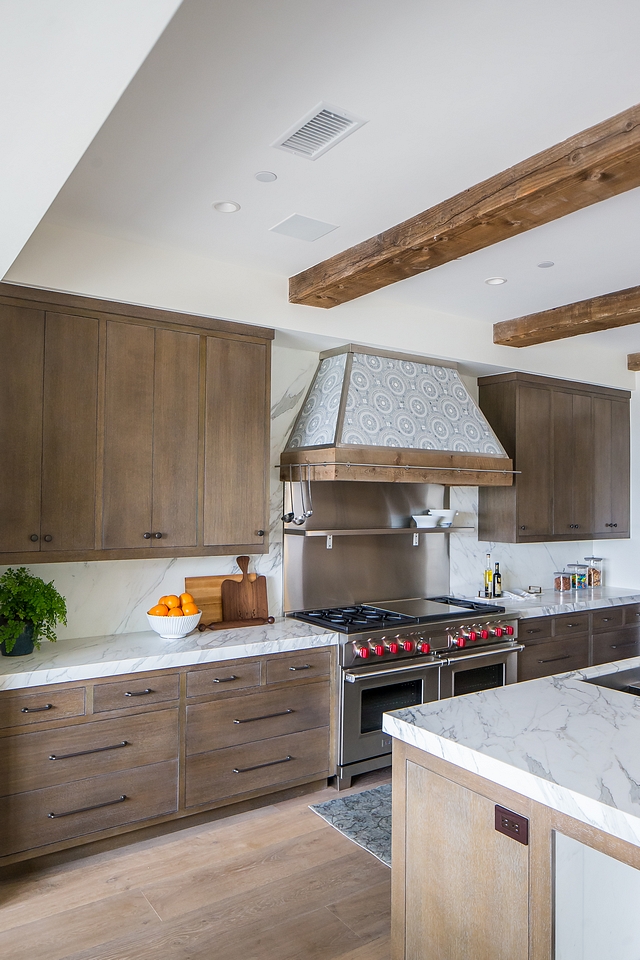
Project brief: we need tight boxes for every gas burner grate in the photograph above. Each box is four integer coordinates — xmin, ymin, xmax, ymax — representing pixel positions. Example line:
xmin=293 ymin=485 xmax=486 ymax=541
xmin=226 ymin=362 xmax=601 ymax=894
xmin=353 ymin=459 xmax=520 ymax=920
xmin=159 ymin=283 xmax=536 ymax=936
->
xmin=288 ymin=604 xmax=418 ymax=634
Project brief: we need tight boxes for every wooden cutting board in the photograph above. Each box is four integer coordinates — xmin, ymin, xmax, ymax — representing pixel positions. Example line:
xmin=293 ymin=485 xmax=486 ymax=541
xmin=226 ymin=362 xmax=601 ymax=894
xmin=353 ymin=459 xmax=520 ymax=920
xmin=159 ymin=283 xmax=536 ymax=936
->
xmin=221 ymin=556 xmax=269 ymax=623
xmin=184 ymin=570 xmax=258 ymax=625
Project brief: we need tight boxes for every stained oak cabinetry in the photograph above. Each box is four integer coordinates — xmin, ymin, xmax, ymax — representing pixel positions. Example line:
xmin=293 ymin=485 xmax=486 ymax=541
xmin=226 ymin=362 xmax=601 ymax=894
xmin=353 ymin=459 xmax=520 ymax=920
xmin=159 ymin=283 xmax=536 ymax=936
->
xmin=0 ymin=648 xmax=334 ymax=865
xmin=0 ymin=283 xmax=273 ymax=563
xmin=478 ymin=372 xmax=630 ymax=543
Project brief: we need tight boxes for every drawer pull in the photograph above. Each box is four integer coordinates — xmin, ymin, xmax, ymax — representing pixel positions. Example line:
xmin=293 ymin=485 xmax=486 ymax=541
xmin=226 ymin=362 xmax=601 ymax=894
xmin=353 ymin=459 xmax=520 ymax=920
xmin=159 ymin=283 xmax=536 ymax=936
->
xmin=566 ymin=624 xmax=579 ymax=628
xmin=526 ymin=629 xmax=542 ymax=634
xmin=124 ymin=689 xmax=153 ymax=697
xmin=601 ymin=617 xmax=613 ymax=622
xmin=233 ymin=755 xmax=293 ymax=774
xmin=21 ymin=704 xmax=53 ymax=714
xmin=289 ymin=665 xmax=312 ymax=672
xmin=213 ymin=676 xmax=238 ymax=683
xmin=537 ymin=654 xmax=571 ymax=664
xmin=610 ymin=641 xmax=638 ymax=649
xmin=48 ymin=795 xmax=127 ymax=819
xmin=233 ymin=709 xmax=294 ymax=724
xmin=49 ymin=741 xmax=128 ymax=761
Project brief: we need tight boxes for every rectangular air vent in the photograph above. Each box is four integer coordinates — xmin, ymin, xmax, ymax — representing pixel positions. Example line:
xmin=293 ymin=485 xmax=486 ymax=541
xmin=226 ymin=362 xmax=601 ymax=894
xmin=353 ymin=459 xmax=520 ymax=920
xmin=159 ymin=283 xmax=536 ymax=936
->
xmin=272 ymin=102 xmax=366 ymax=160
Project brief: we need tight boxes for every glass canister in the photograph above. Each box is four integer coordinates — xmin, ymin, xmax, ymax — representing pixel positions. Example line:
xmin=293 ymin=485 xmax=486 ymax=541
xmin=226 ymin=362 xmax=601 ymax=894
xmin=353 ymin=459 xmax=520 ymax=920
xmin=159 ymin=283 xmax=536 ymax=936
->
xmin=554 ymin=570 xmax=572 ymax=592
xmin=584 ymin=557 xmax=603 ymax=588
xmin=567 ymin=563 xmax=588 ymax=590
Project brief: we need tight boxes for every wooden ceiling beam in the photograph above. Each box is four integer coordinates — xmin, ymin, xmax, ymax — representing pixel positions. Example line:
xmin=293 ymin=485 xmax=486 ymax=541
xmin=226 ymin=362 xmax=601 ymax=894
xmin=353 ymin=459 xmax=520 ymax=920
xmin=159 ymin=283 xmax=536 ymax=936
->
xmin=493 ymin=284 xmax=640 ymax=347
xmin=289 ymin=103 xmax=640 ymax=308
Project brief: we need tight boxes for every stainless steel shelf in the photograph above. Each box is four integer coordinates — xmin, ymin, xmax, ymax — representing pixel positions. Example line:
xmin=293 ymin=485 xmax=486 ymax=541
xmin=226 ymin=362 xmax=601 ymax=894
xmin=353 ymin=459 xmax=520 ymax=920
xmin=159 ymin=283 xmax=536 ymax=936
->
xmin=283 ymin=526 xmax=474 ymax=537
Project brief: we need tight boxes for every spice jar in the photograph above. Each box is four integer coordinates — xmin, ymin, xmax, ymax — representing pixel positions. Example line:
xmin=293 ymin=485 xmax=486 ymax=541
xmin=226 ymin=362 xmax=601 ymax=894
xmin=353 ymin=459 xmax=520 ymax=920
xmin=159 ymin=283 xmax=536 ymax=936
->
xmin=554 ymin=571 xmax=572 ymax=592
xmin=584 ymin=557 xmax=603 ymax=588
xmin=567 ymin=563 xmax=588 ymax=590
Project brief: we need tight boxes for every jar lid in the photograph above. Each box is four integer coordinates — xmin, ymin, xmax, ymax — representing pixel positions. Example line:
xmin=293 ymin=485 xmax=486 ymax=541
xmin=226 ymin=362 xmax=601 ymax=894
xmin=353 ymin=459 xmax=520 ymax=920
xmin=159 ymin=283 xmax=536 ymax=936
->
xmin=584 ymin=557 xmax=603 ymax=562
xmin=554 ymin=570 xmax=569 ymax=575
xmin=567 ymin=563 xmax=588 ymax=570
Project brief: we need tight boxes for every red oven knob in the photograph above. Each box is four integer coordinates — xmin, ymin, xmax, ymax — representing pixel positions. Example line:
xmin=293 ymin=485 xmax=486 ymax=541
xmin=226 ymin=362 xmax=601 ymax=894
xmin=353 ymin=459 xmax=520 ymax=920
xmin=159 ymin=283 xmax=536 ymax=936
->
xmin=387 ymin=641 xmax=399 ymax=654
xmin=468 ymin=631 xmax=478 ymax=642
xmin=504 ymin=625 xmax=514 ymax=636
xmin=480 ymin=629 xmax=489 ymax=640
xmin=417 ymin=641 xmax=431 ymax=654
xmin=373 ymin=644 xmax=385 ymax=657
xmin=356 ymin=645 xmax=369 ymax=659
xmin=493 ymin=627 xmax=504 ymax=638
xmin=402 ymin=640 xmax=414 ymax=652
xmin=453 ymin=636 xmax=466 ymax=648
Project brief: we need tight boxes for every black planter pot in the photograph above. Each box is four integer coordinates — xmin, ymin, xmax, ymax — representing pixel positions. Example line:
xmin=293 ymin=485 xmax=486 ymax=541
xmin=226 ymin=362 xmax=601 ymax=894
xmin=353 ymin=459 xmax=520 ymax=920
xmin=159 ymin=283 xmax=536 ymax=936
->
xmin=0 ymin=622 xmax=35 ymax=657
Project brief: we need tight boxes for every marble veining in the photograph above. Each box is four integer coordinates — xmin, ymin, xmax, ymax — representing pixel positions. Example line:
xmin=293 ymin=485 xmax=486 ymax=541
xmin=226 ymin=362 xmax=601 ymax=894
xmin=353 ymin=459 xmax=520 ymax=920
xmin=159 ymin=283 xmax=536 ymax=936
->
xmin=0 ymin=620 xmax=337 ymax=690
xmin=383 ymin=656 xmax=640 ymax=848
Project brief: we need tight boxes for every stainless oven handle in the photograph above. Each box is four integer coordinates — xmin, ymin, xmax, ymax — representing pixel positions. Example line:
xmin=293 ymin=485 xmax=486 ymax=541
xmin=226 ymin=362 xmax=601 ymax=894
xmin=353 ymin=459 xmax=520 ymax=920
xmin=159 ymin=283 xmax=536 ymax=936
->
xmin=344 ymin=661 xmax=442 ymax=682
xmin=442 ymin=643 xmax=524 ymax=665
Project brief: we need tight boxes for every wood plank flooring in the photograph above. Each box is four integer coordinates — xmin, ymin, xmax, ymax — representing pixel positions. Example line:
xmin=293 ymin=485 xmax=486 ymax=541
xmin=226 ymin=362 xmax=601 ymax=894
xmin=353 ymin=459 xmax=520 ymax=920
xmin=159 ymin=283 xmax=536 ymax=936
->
xmin=0 ymin=771 xmax=391 ymax=960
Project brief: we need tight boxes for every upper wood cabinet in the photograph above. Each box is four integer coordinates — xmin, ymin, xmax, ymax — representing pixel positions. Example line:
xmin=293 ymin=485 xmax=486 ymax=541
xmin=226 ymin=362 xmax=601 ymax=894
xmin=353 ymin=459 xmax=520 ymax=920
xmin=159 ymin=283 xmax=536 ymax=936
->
xmin=478 ymin=372 xmax=630 ymax=543
xmin=0 ymin=285 xmax=273 ymax=563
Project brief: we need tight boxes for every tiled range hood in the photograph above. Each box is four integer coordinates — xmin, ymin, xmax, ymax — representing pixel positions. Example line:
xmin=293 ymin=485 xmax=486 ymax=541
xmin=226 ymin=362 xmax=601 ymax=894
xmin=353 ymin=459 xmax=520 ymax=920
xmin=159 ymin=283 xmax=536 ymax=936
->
xmin=280 ymin=345 xmax=513 ymax=485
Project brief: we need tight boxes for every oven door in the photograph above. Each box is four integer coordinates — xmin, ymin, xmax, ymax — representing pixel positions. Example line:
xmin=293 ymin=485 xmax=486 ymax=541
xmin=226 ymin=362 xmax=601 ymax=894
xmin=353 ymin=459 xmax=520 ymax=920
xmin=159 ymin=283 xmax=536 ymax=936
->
xmin=340 ymin=660 xmax=441 ymax=766
xmin=439 ymin=643 xmax=524 ymax=699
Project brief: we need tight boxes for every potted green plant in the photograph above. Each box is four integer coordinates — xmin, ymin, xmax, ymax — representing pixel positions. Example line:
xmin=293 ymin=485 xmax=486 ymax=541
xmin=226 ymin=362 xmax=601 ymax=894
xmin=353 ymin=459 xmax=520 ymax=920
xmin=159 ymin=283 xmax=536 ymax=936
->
xmin=0 ymin=567 xmax=67 ymax=657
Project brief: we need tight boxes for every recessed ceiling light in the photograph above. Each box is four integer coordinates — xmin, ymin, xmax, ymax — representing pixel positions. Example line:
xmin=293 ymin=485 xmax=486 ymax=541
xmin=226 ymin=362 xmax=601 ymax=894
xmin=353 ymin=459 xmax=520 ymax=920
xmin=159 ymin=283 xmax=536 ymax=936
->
xmin=213 ymin=201 xmax=240 ymax=213
xmin=255 ymin=171 xmax=277 ymax=182
xmin=485 ymin=277 xmax=507 ymax=285
xmin=538 ymin=260 xmax=555 ymax=268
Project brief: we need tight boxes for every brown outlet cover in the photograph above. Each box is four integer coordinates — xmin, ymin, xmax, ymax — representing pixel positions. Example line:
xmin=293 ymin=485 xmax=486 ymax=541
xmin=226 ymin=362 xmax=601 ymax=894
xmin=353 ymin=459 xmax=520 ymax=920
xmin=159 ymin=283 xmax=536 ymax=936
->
xmin=495 ymin=805 xmax=529 ymax=845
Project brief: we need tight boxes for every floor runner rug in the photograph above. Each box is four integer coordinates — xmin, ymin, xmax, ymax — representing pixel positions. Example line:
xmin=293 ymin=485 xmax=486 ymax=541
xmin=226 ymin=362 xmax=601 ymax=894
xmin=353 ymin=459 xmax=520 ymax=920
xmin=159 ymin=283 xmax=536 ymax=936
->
xmin=309 ymin=783 xmax=391 ymax=866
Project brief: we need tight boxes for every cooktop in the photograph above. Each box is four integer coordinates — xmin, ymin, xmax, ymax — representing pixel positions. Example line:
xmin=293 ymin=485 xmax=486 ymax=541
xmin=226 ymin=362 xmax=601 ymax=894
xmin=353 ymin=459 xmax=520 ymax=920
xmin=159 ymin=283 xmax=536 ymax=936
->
xmin=288 ymin=596 xmax=506 ymax=634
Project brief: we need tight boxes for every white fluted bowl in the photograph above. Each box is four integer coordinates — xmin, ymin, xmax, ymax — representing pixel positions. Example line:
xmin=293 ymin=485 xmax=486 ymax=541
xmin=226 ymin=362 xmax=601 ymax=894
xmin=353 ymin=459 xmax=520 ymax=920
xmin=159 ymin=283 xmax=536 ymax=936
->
xmin=147 ymin=611 xmax=201 ymax=640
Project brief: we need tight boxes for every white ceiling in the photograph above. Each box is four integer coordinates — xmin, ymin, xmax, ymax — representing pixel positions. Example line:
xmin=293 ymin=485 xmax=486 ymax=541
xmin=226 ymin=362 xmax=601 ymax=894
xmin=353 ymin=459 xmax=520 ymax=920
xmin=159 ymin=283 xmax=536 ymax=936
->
xmin=25 ymin=0 xmax=640 ymax=349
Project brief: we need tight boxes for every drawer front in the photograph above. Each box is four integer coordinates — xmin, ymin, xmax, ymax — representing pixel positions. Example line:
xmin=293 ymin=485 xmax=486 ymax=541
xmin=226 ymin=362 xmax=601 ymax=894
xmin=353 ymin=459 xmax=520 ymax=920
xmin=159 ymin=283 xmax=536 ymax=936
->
xmin=0 ymin=759 xmax=178 ymax=858
xmin=553 ymin=614 xmax=590 ymax=637
xmin=92 ymin=673 xmax=179 ymax=713
xmin=518 ymin=636 xmax=589 ymax=682
xmin=592 ymin=627 xmax=640 ymax=666
xmin=518 ymin=618 xmax=553 ymax=644
xmin=185 ymin=726 xmax=330 ymax=808
xmin=591 ymin=607 xmax=624 ymax=632
xmin=0 ymin=687 xmax=85 ymax=730
xmin=186 ymin=661 xmax=261 ymax=699
xmin=186 ymin=681 xmax=329 ymax=755
xmin=265 ymin=649 xmax=331 ymax=684
xmin=0 ymin=708 xmax=179 ymax=798
xmin=623 ymin=604 xmax=640 ymax=626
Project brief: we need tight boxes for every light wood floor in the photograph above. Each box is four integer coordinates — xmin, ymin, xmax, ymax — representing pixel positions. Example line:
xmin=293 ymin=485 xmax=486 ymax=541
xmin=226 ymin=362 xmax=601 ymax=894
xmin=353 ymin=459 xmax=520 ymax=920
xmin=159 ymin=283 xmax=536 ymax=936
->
xmin=0 ymin=771 xmax=391 ymax=960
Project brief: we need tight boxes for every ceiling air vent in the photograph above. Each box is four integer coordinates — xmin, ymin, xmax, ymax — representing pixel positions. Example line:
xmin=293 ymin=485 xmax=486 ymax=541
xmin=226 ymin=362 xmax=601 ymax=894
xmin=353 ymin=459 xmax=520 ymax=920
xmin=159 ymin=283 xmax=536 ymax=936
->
xmin=272 ymin=102 xmax=366 ymax=160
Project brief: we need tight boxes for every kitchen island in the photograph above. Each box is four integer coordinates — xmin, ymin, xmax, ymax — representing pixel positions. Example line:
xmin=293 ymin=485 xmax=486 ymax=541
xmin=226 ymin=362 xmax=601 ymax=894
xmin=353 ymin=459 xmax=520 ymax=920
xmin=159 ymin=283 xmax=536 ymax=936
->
xmin=383 ymin=656 xmax=640 ymax=960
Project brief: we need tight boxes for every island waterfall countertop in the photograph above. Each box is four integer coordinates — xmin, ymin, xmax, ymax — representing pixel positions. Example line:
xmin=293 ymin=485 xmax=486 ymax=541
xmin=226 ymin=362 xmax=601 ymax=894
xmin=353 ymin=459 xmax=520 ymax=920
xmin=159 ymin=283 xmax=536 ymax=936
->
xmin=0 ymin=619 xmax=338 ymax=691
xmin=383 ymin=655 xmax=640 ymax=850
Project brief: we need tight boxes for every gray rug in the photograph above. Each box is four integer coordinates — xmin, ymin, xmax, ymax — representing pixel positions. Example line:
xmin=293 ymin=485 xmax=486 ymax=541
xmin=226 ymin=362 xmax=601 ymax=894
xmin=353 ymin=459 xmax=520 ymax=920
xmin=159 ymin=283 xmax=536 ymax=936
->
xmin=309 ymin=784 xmax=392 ymax=866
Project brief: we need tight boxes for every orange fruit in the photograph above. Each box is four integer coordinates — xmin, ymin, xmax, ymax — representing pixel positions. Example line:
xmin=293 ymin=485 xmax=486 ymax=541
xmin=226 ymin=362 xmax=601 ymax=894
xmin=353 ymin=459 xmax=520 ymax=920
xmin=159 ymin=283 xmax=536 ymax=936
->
xmin=164 ymin=595 xmax=181 ymax=609
xmin=148 ymin=603 xmax=169 ymax=617
xmin=158 ymin=596 xmax=171 ymax=606
xmin=180 ymin=593 xmax=194 ymax=607
xmin=181 ymin=602 xmax=199 ymax=616
xmin=167 ymin=607 xmax=184 ymax=617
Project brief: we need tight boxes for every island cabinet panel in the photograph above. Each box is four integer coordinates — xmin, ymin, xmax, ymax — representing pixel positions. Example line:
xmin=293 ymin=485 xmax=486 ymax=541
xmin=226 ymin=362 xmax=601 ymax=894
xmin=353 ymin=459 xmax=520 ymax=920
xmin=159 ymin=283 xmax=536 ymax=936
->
xmin=478 ymin=372 xmax=630 ymax=543
xmin=0 ymin=283 xmax=273 ymax=563
xmin=403 ymin=759 xmax=529 ymax=960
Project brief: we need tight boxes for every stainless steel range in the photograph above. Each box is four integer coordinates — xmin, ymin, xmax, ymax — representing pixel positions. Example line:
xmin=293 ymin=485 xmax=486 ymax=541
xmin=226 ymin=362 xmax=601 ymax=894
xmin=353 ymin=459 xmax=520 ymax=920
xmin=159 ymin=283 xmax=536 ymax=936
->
xmin=289 ymin=596 xmax=521 ymax=789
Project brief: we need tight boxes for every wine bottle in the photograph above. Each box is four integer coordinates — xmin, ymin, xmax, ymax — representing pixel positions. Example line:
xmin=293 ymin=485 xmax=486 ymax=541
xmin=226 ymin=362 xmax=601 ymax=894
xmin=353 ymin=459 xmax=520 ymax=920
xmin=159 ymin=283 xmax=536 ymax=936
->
xmin=484 ymin=553 xmax=493 ymax=598
xmin=493 ymin=562 xmax=502 ymax=598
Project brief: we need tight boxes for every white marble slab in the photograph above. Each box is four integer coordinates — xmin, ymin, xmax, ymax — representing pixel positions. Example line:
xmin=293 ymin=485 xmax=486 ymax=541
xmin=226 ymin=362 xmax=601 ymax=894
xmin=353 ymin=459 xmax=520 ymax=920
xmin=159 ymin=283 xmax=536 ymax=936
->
xmin=383 ymin=656 xmax=640 ymax=847
xmin=460 ymin=586 xmax=640 ymax=620
xmin=0 ymin=619 xmax=338 ymax=690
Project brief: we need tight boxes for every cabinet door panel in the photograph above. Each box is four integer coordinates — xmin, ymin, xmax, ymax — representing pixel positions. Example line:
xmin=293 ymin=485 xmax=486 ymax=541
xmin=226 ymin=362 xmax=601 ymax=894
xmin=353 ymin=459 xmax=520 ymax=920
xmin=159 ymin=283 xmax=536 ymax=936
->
xmin=204 ymin=338 xmax=268 ymax=546
xmin=593 ymin=397 xmax=630 ymax=537
xmin=151 ymin=328 xmax=200 ymax=548
xmin=610 ymin=398 xmax=630 ymax=535
xmin=41 ymin=313 xmax=99 ymax=551
xmin=0 ymin=305 xmax=44 ymax=552
xmin=515 ymin=385 xmax=552 ymax=538
xmin=571 ymin=392 xmax=593 ymax=532
xmin=518 ymin=635 xmax=589 ymax=681
xmin=592 ymin=626 xmax=640 ymax=666
xmin=102 ymin=321 xmax=154 ymax=549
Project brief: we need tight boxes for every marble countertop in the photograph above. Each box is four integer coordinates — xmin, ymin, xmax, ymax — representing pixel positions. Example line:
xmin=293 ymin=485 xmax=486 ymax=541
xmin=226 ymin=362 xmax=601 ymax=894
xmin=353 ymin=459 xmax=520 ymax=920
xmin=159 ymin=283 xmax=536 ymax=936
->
xmin=383 ymin=656 xmax=640 ymax=848
xmin=0 ymin=619 xmax=338 ymax=690
xmin=461 ymin=586 xmax=640 ymax=619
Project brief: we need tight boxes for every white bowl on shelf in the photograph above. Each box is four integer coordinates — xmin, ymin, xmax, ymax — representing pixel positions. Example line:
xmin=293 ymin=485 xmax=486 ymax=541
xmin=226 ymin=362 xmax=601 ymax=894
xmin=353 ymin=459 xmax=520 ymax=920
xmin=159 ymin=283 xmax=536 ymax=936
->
xmin=428 ymin=509 xmax=458 ymax=527
xmin=147 ymin=611 xmax=202 ymax=639
xmin=411 ymin=514 xmax=439 ymax=528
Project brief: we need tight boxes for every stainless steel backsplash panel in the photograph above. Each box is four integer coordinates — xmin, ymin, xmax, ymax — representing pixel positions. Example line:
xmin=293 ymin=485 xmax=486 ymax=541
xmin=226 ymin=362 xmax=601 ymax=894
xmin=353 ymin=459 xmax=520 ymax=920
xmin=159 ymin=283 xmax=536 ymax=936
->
xmin=283 ymin=481 xmax=450 ymax=611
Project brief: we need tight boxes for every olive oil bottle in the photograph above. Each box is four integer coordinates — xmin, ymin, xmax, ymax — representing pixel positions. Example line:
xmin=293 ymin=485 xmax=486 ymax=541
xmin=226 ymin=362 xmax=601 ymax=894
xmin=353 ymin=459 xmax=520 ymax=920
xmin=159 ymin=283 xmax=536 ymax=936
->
xmin=484 ymin=553 xmax=493 ymax=598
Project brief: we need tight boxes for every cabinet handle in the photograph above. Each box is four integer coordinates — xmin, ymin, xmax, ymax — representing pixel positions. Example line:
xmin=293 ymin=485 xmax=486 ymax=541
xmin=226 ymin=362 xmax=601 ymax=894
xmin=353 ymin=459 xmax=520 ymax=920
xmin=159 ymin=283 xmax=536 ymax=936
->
xmin=233 ymin=755 xmax=293 ymax=774
xmin=233 ymin=709 xmax=294 ymax=724
xmin=537 ymin=654 xmax=572 ymax=664
xmin=610 ymin=641 xmax=638 ymax=649
xmin=519 ymin=526 xmax=526 ymax=530
xmin=566 ymin=623 xmax=579 ymax=628
xmin=605 ymin=523 xmax=619 ymax=528
xmin=124 ymin=688 xmax=152 ymax=697
xmin=29 ymin=534 xmax=39 ymax=542
xmin=48 ymin=795 xmax=127 ymax=819
xmin=600 ymin=617 xmax=613 ymax=622
xmin=213 ymin=675 xmax=238 ymax=683
xmin=49 ymin=741 xmax=128 ymax=761
xmin=153 ymin=532 xmax=163 ymax=539
xmin=21 ymin=704 xmax=52 ymax=713
xmin=43 ymin=535 xmax=53 ymax=542
xmin=526 ymin=628 xmax=542 ymax=634
xmin=143 ymin=532 xmax=152 ymax=539
xmin=289 ymin=664 xmax=312 ymax=671
xmin=257 ymin=530 xmax=265 ymax=537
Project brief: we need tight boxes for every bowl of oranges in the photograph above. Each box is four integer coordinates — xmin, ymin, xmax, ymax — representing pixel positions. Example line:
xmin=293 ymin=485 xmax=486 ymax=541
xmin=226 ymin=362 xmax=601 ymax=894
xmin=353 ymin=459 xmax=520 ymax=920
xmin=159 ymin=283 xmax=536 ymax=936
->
xmin=147 ymin=593 xmax=201 ymax=639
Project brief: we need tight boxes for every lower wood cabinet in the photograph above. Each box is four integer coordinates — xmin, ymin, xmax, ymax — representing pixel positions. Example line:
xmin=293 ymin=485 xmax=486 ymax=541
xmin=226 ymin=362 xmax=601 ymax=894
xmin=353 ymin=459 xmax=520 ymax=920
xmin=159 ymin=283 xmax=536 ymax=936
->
xmin=0 ymin=648 xmax=334 ymax=864
xmin=518 ymin=635 xmax=590 ymax=681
